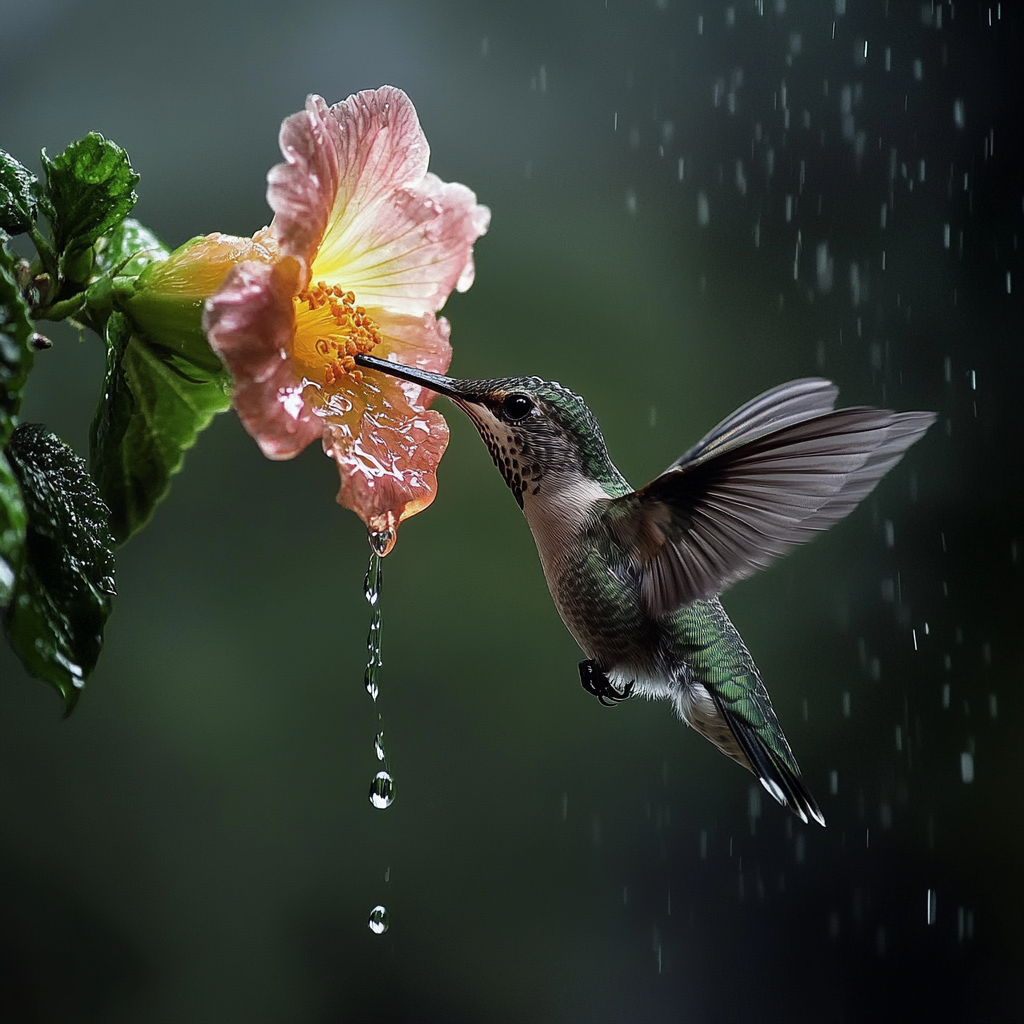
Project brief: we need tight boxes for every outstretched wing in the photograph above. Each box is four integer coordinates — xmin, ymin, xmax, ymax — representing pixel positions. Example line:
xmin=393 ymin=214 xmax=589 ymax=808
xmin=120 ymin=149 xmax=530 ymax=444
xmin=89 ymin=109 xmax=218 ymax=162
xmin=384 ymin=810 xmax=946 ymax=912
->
xmin=669 ymin=377 xmax=840 ymax=467
xmin=608 ymin=379 xmax=936 ymax=618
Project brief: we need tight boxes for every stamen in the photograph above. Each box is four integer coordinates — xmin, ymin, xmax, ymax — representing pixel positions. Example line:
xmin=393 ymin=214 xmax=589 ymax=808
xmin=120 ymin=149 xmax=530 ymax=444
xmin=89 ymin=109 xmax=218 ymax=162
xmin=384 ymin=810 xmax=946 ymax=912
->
xmin=297 ymin=282 xmax=384 ymax=387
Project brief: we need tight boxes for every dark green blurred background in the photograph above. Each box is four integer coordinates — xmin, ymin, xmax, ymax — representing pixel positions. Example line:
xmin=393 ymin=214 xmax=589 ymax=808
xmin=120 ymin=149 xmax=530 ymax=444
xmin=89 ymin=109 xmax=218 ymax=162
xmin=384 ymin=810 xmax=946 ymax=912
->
xmin=2 ymin=1 xmax=1022 ymax=1020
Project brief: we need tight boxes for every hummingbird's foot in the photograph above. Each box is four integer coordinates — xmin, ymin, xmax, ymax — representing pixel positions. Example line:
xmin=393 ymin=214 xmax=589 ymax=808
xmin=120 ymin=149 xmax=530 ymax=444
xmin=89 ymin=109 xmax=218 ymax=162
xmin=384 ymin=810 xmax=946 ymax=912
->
xmin=579 ymin=659 xmax=635 ymax=707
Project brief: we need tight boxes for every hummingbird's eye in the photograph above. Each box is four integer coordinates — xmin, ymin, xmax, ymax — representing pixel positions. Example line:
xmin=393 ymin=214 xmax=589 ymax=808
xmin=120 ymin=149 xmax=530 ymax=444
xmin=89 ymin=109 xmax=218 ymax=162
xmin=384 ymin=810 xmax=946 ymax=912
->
xmin=501 ymin=393 xmax=534 ymax=421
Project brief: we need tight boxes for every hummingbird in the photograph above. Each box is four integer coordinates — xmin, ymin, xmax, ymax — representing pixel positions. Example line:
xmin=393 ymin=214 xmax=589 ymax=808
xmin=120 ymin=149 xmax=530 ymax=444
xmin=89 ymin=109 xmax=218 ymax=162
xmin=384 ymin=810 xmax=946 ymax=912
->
xmin=356 ymin=352 xmax=935 ymax=825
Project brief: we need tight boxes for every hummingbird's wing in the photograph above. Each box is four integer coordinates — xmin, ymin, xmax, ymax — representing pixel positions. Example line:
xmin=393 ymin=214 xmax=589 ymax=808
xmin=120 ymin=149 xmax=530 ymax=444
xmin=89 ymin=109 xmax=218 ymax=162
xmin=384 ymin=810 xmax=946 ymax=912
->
xmin=668 ymin=377 xmax=840 ymax=468
xmin=609 ymin=379 xmax=936 ymax=618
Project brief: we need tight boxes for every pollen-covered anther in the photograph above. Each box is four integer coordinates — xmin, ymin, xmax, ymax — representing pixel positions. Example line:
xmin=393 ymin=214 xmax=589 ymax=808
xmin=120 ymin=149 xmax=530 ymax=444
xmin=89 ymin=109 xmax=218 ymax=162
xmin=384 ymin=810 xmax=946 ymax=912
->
xmin=298 ymin=282 xmax=382 ymax=387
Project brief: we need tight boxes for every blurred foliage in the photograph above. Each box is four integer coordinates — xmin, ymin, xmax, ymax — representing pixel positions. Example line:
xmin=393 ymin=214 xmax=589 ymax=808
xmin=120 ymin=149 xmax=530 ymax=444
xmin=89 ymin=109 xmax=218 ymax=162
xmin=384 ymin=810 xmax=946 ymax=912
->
xmin=0 ymin=130 xmax=232 ymax=702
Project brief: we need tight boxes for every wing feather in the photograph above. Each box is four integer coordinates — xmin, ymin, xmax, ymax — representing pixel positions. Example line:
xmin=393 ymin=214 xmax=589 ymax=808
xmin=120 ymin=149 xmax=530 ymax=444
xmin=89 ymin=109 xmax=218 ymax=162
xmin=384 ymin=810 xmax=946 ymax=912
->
xmin=609 ymin=380 xmax=935 ymax=618
xmin=669 ymin=377 xmax=840 ymax=469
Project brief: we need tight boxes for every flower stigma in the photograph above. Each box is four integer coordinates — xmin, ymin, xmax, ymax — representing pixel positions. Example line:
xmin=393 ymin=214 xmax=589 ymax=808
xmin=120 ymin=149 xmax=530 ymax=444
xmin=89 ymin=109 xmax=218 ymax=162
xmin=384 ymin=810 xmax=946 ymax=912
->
xmin=293 ymin=282 xmax=382 ymax=390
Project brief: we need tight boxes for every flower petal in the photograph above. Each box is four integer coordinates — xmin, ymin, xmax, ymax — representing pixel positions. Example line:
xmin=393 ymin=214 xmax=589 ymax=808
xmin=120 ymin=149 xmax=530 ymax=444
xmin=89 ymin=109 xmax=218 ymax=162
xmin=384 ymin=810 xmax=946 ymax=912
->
xmin=315 ymin=160 xmax=490 ymax=317
xmin=268 ymin=86 xmax=489 ymax=317
xmin=320 ymin=308 xmax=454 ymax=533
xmin=379 ymin=309 xmax=451 ymax=369
xmin=323 ymin=391 xmax=450 ymax=534
xmin=203 ymin=257 xmax=322 ymax=459
xmin=266 ymin=96 xmax=341 ymax=280
xmin=323 ymin=170 xmax=490 ymax=314
xmin=268 ymin=87 xmax=430 ymax=278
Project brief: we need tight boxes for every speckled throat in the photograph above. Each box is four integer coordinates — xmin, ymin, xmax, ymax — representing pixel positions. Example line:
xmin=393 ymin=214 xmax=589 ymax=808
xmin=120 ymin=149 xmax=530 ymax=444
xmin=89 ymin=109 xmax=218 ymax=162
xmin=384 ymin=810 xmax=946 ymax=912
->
xmin=459 ymin=404 xmax=543 ymax=509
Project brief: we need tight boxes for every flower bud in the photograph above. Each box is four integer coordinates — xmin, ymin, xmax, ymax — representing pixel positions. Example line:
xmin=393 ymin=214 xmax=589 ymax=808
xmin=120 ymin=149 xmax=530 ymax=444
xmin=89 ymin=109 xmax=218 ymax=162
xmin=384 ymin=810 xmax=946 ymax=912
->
xmin=120 ymin=231 xmax=277 ymax=372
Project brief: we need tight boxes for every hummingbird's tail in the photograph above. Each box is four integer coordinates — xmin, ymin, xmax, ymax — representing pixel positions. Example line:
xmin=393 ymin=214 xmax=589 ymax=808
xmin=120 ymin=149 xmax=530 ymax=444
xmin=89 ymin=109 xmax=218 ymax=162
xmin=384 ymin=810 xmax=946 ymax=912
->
xmin=713 ymin=696 xmax=825 ymax=827
xmin=675 ymin=673 xmax=825 ymax=826
xmin=672 ymin=598 xmax=826 ymax=826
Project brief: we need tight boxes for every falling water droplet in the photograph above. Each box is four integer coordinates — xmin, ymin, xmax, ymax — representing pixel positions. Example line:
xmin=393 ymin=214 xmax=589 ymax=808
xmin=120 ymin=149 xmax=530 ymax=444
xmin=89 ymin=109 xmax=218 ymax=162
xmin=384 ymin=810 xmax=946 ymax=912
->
xmin=926 ymin=889 xmax=937 ymax=925
xmin=359 ymin=545 xmax=395 ymax=924
xmin=368 ymin=905 xmax=389 ymax=935
xmin=953 ymin=98 xmax=965 ymax=129
xmin=363 ymin=556 xmax=381 ymax=607
xmin=363 ymin=550 xmax=383 ymax=702
xmin=369 ymin=771 xmax=395 ymax=809
xmin=367 ymin=617 xmax=382 ymax=660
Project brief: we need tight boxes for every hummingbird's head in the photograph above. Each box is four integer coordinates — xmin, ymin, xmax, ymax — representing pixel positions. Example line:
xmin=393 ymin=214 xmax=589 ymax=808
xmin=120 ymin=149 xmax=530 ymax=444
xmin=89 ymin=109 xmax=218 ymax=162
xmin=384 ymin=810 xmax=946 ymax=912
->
xmin=354 ymin=354 xmax=623 ymax=508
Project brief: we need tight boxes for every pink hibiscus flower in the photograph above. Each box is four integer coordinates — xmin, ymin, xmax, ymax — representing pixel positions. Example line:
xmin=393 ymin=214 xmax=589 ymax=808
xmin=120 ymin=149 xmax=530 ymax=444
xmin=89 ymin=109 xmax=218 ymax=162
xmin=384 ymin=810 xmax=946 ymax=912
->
xmin=203 ymin=87 xmax=489 ymax=553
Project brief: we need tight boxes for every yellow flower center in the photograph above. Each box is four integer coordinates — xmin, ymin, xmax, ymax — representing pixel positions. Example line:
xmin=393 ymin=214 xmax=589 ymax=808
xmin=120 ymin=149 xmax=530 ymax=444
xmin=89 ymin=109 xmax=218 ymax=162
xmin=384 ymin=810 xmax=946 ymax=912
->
xmin=292 ymin=282 xmax=382 ymax=389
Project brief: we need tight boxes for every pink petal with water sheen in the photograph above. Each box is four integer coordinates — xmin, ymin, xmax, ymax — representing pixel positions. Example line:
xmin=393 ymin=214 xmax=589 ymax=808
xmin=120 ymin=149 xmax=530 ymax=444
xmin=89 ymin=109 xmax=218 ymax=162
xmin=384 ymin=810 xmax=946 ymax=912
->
xmin=202 ymin=257 xmax=322 ymax=459
xmin=324 ymin=399 xmax=450 ymax=535
xmin=268 ymin=87 xmax=489 ymax=317
xmin=372 ymin=306 xmax=452 ymax=382
xmin=327 ymin=170 xmax=490 ymax=314
xmin=323 ymin=308 xmax=453 ymax=529
xmin=266 ymin=96 xmax=341 ymax=280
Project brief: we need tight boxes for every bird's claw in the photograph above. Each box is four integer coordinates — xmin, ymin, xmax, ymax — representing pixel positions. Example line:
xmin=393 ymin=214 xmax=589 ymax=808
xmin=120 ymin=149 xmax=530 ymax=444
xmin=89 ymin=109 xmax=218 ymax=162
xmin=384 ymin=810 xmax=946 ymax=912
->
xmin=579 ymin=659 xmax=634 ymax=707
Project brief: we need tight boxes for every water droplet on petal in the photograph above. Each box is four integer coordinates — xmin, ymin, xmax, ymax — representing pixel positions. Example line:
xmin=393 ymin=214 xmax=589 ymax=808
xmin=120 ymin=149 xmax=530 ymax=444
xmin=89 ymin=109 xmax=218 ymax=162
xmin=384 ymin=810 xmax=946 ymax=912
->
xmin=369 ymin=771 xmax=394 ymax=809
xmin=368 ymin=905 xmax=389 ymax=934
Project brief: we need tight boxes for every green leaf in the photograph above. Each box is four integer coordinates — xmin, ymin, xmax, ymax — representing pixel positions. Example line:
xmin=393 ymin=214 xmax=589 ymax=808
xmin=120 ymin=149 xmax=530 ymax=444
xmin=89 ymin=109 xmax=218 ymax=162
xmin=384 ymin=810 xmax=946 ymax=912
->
xmin=93 ymin=217 xmax=170 ymax=279
xmin=3 ymin=424 xmax=116 ymax=711
xmin=41 ymin=133 xmax=139 ymax=269
xmin=0 ymin=242 xmax=35 ymax=445
xmin=0 ymin=149 xmax=41 ymax=234
xmin=90 ymin=312 xmax=231 ymax=544
xmin=0 ymin=450 xmax=27 ymax=608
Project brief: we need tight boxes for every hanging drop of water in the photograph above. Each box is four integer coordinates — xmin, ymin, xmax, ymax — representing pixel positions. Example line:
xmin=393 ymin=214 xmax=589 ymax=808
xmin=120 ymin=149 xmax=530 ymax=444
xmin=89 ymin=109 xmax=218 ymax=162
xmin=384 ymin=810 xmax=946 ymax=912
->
xmin=369 ymin=528 xmax=395 ymax=557
xmin=374 ymin=731 xmax=386 ymax=762
xmin=369 ymin=771 xmax=395 ymax=808
xmin=368 ymin=905 xmax=389 ymax=935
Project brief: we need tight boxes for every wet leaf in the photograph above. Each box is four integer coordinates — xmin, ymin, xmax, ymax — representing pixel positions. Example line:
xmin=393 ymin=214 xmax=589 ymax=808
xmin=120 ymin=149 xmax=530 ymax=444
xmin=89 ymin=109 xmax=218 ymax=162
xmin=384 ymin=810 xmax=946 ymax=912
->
xmin=3 ymin=424 xmax=116 ymax=712
xmin=93 ymin=217 xmax=170 ymax=279
xmin=41 ymin=133 xmax=139 ymax=270
xmin=0 ymin=450 xmax=27 ymax=608
xmin=90 ymin=312 xmax=231 ymax=544
xmin=0 ymin=242 xmax=34 ymax=446
xmin=0 ymin=148 xmax=41 ymax=234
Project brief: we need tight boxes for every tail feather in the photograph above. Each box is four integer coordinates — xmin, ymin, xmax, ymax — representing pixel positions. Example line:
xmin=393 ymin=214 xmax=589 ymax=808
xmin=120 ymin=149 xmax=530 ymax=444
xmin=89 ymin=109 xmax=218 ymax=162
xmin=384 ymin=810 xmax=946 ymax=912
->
xmin=715 ymin=697 xmax=825 ymax=826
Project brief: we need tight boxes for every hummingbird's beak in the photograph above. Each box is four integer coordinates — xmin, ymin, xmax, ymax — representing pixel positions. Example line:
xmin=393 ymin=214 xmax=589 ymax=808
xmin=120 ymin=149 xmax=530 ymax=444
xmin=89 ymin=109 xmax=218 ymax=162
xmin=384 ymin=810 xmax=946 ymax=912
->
xmin=354 ymin=352 xmax=470 ymax=401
